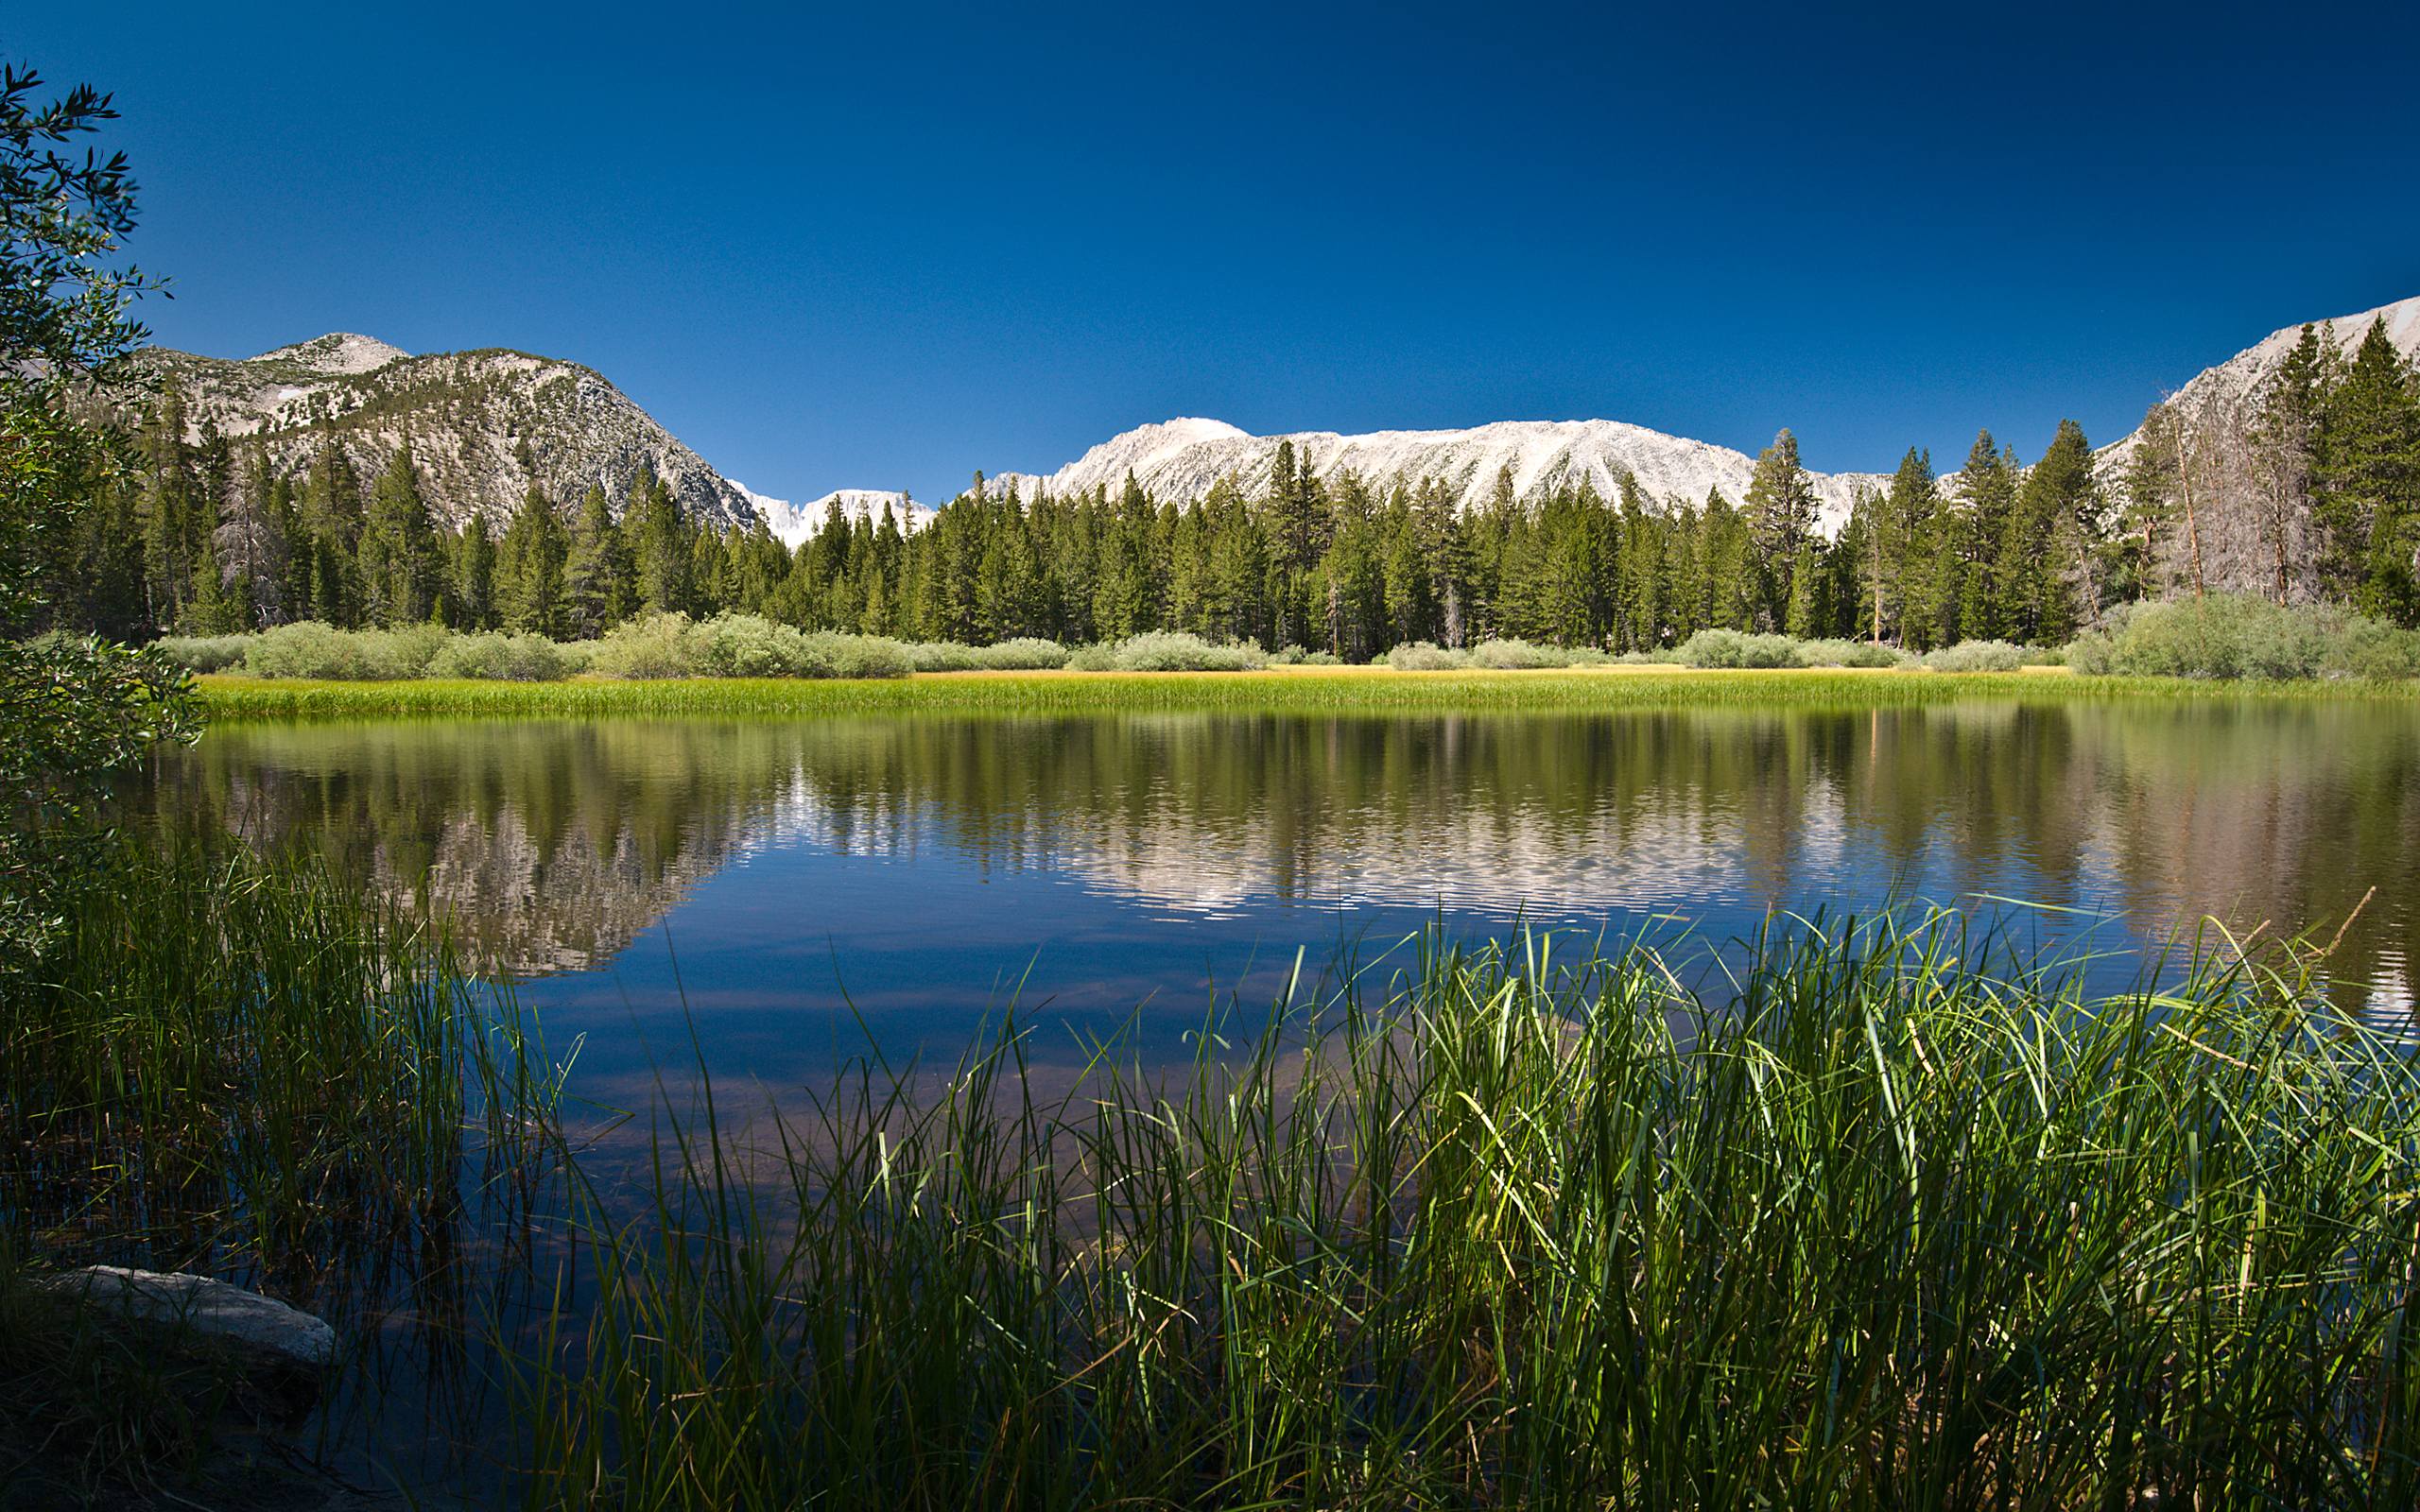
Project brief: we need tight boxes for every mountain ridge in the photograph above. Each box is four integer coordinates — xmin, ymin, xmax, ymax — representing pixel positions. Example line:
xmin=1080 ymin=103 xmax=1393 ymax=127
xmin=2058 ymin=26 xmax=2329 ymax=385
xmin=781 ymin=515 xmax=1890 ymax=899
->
xmin=142 ymin=290 xmax=2420 ymax=544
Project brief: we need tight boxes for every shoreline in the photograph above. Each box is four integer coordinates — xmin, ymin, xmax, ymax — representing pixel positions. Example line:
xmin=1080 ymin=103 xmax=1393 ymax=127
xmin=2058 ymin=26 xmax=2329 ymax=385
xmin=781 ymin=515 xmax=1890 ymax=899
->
xmin=190 ymin=664 xmax=2420 ymax=722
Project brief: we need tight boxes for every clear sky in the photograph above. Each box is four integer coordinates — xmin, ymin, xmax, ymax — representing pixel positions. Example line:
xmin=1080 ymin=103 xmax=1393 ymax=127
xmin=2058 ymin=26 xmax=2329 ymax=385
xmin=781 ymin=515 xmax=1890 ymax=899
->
xmin=21 ymin=2 xmax=2420 ymax=504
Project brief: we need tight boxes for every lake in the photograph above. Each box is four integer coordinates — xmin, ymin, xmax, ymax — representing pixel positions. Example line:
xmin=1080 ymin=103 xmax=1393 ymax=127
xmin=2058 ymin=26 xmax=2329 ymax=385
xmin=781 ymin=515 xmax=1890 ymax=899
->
xmin=141 ymin=692 xmax=2420 ymax=1109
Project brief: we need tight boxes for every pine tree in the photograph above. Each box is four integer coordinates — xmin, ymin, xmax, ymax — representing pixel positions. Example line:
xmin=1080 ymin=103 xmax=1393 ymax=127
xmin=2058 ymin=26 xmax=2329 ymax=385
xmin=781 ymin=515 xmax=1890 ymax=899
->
xmin=454 ymin=514 xmax=498 ymax=629
xmin=1953 ymin=432 xmax=2015 ymax=640
xmin=2001 ymin=420 xmax=2094 ymax=642
xmin=1741 ymin=429 xmax=1817 ymax=630
xmin=564 ymin=484 xmax=633 ymax=635
xmin=1701 ymin=488 xmax=1754 ymax=630
xmin=627 ymin=472 xmax=695 ymax=616
xmin=2316 ymin=318 xmax=2420 ymax=624
xmin=356 ymin=443 xmax=441 ymax=626
xmin=497 ymin=483 xmax=569 ymax=636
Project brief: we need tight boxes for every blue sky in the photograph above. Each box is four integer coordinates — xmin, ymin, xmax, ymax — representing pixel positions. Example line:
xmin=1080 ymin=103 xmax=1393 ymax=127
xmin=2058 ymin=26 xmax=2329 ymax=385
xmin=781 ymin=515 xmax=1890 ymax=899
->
xmin=22 ymin=2 xmax=2420 ymax=503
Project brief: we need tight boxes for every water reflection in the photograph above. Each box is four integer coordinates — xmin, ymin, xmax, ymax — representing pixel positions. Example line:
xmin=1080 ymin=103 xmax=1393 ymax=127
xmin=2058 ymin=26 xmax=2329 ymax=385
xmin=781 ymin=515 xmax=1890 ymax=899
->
xmin=144 ymin=699 xmax=2420 ymax=1019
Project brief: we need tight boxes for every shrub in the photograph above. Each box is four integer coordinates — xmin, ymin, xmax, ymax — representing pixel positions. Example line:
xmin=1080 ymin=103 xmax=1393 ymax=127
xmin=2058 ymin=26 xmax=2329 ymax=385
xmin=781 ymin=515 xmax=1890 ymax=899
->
xmin=1675 ymin=629 xmax=1797 ymax=669
xmin=1921 ymin=640 xmax=2026 ymax=673
xmin=1064 ymin=643 xmax=1117 ymax=671
xmin=587 ymin=613 xmax=704 ymax=679
xmin=1297 ymin=650 xmax=1341 ymax=666
xmin=796 ymin=631 xmax=913 ymax=679
xmin=243 ymin=621 xmax=447 ymax=680
xmin=1092 ymin=632 xmax=1268 ymax=672
xmin=424 ymin=631 xmax=578 ymax=681
xmin=695 ymin=614 xmax=815 ymax=678
xmin=2068 ymin=594 xmax=2420 ymax=680
xmin=973 ymin=638 xmax=1070 ymax=670
xmin=908 ymin=641 xmax=983 ymax=672
xmin=1792 ymin=638 xmax=1907 ymax=669
xmin=150 ymin=634 xmax=254 ymax=673
xmin=1385 ymin=641 xmax=1468 ymax=671
xmin=1468 ymin=639 xmax=1572 ymax=670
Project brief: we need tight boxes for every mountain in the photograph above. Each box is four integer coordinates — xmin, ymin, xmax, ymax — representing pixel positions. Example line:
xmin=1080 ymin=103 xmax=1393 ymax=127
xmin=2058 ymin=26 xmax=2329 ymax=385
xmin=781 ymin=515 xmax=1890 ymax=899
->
xmin=2099 ymin=293 xmax=2420 ymax=469
xmin=138 ymin=333 xmax=760 ymax=530
xmin=735 ymin=484 xmax=936 ymax=549
xmin=991 ymin=416 xmax=1894 ymax=533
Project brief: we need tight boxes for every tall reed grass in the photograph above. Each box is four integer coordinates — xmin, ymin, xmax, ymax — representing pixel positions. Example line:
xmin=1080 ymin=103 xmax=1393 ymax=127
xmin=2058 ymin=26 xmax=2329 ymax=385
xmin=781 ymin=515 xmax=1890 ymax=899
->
xmin=504 ymin=912 xmax=2420 ymax=1508
xmin=0 ymin=836 xmax=557 ymax=1299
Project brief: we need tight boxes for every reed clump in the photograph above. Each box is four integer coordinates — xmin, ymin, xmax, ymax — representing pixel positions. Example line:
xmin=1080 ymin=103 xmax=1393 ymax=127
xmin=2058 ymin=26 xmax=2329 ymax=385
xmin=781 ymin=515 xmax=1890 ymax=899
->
xmin=508 ymin=913 xmax=2420 ymax=1508
xmin=0 ymin=836 xmax=555 ymax=1297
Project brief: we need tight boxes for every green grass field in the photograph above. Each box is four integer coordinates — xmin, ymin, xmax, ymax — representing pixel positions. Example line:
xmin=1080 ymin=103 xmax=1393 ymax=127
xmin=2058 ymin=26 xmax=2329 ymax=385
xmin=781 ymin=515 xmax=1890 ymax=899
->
xmin=191 ymin=663 xmax=2420 ymax=722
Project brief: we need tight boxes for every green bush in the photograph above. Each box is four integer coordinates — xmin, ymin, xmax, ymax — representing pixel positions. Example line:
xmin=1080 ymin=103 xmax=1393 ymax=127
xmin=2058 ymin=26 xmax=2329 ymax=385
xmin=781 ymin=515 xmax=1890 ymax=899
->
xmin=1675 ymin=629 xmax=1798 ymax=669
xmin=586 ymin=613 xmax=703 ymax=679
xmin=242 ymin=621 xmax=448 ymax=679
xmin=1792 ymin=638 xmax=1907 ymax=669
xmin=694 ymin=614 xmax=816 ymax=678
xmin=1385 ymin=641 xmax=1469 ymax=671
xmin=910 ymin=638 xmax=1072 ymax=671
xmin=796 ymin=631 xmax=913 ymax=679
xmin=1085 ymin=632 xmax=1268 ymax=672
xmin=907 ymin=641 xmax=982 ymax=672
xmin=975 ymin=638 xmax=1072 ymax=670
xmin=1921 ymin=640 xmax=2026 ymax=673
xmin=424 ymin=631 xmax=578 ymax=681
xmin=2068 ymin=594 xmax=2420 ymax=680
xmin=1468 ymin=638 xmax=1573 ymax=669
xmin=149 ymin=634 xmax=253 ymax=673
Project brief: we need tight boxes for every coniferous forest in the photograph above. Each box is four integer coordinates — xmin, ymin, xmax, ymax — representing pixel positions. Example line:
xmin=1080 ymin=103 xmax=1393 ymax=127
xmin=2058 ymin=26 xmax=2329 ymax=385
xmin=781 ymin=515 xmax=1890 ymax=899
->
xmin=40 ymin=315 xmax=2420 ymax=659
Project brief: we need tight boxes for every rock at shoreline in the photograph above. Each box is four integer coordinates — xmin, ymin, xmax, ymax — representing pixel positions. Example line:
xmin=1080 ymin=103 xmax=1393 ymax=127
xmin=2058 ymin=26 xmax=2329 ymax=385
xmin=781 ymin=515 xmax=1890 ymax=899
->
xmin=42 ymin=1265 xmax=336 ymax=1374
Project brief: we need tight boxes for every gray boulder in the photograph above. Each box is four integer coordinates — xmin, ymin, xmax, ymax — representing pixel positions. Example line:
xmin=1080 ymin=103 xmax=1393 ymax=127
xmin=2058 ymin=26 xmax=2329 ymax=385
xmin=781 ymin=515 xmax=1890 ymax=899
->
xmin=43 ymin=1265 xmax=336 ymax=1373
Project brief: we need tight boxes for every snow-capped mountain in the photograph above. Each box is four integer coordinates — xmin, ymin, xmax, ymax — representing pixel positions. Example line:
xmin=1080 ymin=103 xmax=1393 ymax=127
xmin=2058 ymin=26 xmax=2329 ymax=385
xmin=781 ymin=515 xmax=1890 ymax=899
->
xmin=990 ymin=416 xmax=1893 ymax=534
xmin=2100 ymin=293 xmax=2420 ymax=469
xmin=140 ymin=333 xmax=762 ymax=530
xmin=735 ymin=484 xmax=935 ymax=549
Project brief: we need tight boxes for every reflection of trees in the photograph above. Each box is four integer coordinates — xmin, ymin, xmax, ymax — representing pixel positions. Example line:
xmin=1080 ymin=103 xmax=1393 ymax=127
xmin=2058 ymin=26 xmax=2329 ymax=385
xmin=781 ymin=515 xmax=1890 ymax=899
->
xmin=143 ymin=704 xmax=2420 ymax=1010
xmin=147 ymin=721 xmax=817 ymax=973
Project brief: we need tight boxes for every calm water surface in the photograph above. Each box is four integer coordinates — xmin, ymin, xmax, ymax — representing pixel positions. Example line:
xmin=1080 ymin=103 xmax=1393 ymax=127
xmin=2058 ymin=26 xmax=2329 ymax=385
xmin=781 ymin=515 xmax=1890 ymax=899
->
xmin=141 ymin=696 xmax=2420 ymax=1104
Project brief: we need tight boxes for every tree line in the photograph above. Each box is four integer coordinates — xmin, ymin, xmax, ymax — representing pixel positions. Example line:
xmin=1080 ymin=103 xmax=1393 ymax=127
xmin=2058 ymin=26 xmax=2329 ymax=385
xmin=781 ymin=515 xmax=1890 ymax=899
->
xmin=39 ymin=316 xmax=2420 ymax=655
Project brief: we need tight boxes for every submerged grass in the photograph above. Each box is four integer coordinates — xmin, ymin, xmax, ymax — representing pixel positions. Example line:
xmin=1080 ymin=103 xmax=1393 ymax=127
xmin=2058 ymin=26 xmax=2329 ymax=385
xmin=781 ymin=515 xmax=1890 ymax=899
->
xmin=194 ymin=665 xmax=2418 ymax=722
xmin=0 ymin=836 xmax=559 ymax=1503
xmin=507 ymin=911 xmax=2420 ymax=1509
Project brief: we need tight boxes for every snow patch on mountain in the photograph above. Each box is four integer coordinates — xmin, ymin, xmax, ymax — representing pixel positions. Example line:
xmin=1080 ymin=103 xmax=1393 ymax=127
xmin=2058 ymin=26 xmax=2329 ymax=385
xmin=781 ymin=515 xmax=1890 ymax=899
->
xmin=2100 ymin=294 xmax=2420 ymax=471
xmin=994 ymin=416 xmax=1891 ymax=534
xmin=738 ymin=483 xmax=934 ymax=548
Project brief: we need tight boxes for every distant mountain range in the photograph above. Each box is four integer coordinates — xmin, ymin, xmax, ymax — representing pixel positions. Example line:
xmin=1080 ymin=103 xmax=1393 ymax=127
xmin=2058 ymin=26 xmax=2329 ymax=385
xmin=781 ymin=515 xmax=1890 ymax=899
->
xmin=135 ymin=332 xmax=760 ymax=530
xmin=142 ymin=294 xmax=2420 ymax=541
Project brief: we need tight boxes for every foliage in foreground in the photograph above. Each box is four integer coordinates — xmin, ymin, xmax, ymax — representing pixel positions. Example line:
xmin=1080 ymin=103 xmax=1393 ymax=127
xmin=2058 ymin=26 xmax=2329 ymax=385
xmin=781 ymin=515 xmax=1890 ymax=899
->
xmin=182 ymin=613 xmax=2420 ymax=688
xmin=2068 ymin=592 xmax=2420 ymax=679
xmin=509 ymin=913 xmax=2420 ymax=1509
xmin=0 ymin=836 xmax=554 ymax=1500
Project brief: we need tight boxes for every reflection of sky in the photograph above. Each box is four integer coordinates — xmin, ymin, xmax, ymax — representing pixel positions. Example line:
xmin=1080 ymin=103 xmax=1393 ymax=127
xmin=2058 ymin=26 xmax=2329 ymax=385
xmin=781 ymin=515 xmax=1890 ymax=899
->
xmin=158 ymin=700 xmax=2420 ymax=1107
xmin=523 ymin=783 xmax=2157 ymax=1110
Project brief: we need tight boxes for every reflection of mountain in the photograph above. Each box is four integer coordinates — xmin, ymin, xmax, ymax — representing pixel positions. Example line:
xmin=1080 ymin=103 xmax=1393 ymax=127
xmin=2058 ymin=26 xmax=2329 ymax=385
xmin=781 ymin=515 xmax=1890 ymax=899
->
xmin=146 ymin=704 xmax=2420 ymax=1015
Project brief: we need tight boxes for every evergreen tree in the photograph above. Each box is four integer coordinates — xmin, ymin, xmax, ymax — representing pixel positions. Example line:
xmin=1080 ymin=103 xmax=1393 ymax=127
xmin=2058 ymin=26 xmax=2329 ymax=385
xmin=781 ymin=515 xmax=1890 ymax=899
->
xmin=2316 ymin=318 xmax=2420 ymax=624
xmin=497 ymin=483 xmax=569 ymax=636
xmin=563 ymin=484 xmax=633 ymax=635
xmin=1700 ymin=488 xmax=1754 ymax=630
xmin=356 ymin=443 xmax=441 ymax=626
xmin=454 ymin=514 xmax=498 ymax=629
xmin=2001 ymin=420 xmax=2095 ymax=642
xmin=1953 ymin=432 xmax=2016 ymax=641
xmin=627 ymin=472 xmax=695 ymax=616
xmin=1741 ymin=429 xmax=1818 ymax=629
